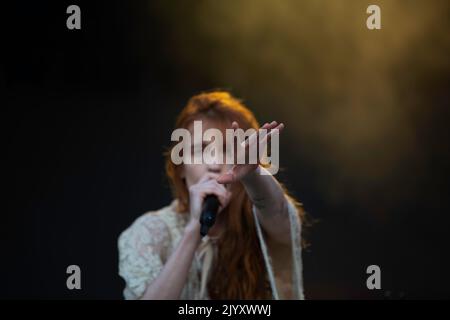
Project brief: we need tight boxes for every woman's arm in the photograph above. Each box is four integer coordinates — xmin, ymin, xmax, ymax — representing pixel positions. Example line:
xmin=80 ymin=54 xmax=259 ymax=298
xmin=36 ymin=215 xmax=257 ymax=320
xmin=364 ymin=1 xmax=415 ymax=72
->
xmin=141 ymin=173 xmax=231 ymax=299
xmin=217 ymin=121 xmax=293 ymax=245
xmin=140 ymin=222 xmax=201 ymax=299
xmin=241 ymin=165 xmax=292 ymax=245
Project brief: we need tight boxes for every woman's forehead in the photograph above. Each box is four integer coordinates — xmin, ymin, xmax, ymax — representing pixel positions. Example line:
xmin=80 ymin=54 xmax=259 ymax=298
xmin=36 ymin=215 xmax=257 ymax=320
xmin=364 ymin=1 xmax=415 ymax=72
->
xmin=186 ymin=117 xmax=233 ymax=133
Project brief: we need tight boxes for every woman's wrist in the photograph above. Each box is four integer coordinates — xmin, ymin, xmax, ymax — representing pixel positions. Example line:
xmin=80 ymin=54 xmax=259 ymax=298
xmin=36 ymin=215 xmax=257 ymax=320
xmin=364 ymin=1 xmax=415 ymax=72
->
xmin=184 ymin=221 xmax=202 ymax=246
xmin=241 ymin=165 xmax=262 ymax=186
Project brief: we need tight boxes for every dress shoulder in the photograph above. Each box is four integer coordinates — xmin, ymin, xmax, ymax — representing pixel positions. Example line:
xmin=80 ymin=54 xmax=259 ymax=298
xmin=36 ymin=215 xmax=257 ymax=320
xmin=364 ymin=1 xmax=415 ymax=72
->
xmin=118 ymin=201 xmax=188 ymax=299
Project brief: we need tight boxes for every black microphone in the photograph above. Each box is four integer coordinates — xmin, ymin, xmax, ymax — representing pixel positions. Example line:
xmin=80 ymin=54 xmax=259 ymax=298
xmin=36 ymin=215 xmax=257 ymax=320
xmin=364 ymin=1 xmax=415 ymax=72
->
xmin=199 ymin=194 xmax=220 ymax=237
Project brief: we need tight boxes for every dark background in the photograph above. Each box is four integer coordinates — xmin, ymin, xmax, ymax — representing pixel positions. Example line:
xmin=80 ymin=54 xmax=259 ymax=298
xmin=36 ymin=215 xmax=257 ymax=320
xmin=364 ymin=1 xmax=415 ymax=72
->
xmin=2 ymin=1 xmax=450 ymax=299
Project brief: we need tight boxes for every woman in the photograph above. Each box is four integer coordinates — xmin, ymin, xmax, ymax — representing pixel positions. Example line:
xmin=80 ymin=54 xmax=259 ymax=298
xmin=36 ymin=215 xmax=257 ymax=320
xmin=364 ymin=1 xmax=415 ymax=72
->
xmin=118 ymin=91 xmax=306 ymax=300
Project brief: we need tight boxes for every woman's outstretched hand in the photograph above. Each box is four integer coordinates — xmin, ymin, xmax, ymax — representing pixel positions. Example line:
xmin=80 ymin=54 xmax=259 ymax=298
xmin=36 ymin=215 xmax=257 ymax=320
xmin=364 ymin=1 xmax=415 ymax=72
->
xmin=217 ymin=120 xmax=284 ymax=184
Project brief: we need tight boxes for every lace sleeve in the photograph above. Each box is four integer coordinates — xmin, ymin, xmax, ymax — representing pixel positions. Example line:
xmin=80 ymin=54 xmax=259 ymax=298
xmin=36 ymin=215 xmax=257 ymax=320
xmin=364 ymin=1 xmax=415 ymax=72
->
xmin=118 ymin=213 xmax=171 ymax=300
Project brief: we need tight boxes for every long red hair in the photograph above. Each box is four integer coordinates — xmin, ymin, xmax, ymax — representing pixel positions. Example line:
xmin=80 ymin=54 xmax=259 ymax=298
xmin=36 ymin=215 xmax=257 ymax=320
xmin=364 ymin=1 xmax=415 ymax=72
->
xmin=165 ymin=91 xmax=303 ymax=299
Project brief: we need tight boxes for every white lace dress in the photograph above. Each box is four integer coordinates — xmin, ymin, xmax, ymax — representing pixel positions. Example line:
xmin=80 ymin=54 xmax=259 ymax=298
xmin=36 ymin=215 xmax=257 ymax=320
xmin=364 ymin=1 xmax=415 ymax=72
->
xmin=118 ymin=198 xmax=305 ymax=300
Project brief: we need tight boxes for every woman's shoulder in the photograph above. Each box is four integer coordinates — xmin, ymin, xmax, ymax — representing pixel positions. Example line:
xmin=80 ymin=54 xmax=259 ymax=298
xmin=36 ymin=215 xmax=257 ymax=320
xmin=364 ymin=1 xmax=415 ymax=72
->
xmin=118 ymin=200 xmax=189 ymax=246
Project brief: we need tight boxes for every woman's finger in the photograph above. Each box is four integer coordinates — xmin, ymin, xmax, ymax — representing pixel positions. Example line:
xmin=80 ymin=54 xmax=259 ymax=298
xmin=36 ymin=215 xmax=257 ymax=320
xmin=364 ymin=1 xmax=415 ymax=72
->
xmin=217 ymin=171 xmax=236 ymax=184
xmin=261 ymin=123 xmax=284 ymax=145
xmin=202 ymin=179 xmax=228 ymax=193
xmin=198 ymin=178 xmax=229 ymax=195
xmin=268 ymin=121 xmax=278 ymax=129
xmin=244 ymin=121 xmax=279 ymax=150
xmin=199 ymin=186 xmax=230 ymax=209
xmin=197 ymin=172 xmax=221 ymax=184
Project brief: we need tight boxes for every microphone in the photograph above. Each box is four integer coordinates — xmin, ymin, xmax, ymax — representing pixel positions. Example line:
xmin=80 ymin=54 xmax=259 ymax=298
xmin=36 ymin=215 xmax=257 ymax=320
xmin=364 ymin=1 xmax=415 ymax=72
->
xmin=199 ymin=194 xmax=220 ymax=237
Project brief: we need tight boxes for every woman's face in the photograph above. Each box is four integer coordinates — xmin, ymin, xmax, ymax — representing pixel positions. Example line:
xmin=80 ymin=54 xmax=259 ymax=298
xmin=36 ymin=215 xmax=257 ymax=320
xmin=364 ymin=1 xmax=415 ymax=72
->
xmin=181 ymin=117 xmax=233 ymax=188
